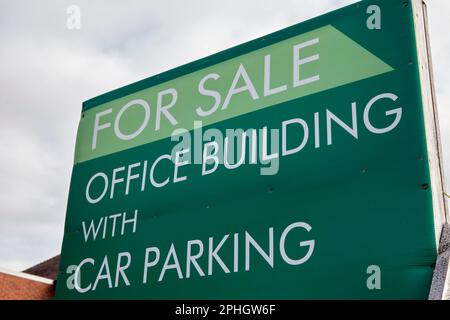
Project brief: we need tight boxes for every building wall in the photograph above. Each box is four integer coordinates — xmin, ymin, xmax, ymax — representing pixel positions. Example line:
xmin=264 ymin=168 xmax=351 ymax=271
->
xmin=0 ymin=272 xmax=55 ymax=300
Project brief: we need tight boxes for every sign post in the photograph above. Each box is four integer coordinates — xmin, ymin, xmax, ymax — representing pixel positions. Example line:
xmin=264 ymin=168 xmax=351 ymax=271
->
xmin=56 ymin=0 xmax=448 ymax=299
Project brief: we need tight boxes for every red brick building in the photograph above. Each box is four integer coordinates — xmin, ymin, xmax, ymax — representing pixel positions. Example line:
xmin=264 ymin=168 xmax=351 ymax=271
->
xmin=0 ymin=255 xmax=59 ymax=300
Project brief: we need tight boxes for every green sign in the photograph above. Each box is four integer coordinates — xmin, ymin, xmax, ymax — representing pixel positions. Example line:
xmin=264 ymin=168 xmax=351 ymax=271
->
xmin=56 ymin=0 xmax=447 ymax=299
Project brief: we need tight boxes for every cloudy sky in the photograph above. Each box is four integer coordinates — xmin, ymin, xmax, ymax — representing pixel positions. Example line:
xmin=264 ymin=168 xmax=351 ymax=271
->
xmin=0 ymin=0 xmax=449 ymax=271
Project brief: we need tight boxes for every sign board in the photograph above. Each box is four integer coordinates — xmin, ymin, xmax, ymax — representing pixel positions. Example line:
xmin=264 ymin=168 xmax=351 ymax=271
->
xmin=56 ymin=0 xmax=448 ymax=299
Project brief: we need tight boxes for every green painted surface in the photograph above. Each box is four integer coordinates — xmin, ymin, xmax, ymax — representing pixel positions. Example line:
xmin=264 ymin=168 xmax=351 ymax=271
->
xmin=57 ymin=0 xmax=438 ymax=299
xmin=75 ymin=25 xmax=393 ymax=163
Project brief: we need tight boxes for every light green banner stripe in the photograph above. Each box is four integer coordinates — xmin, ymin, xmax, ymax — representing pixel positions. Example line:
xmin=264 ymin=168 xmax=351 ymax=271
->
xmin=75 ymin=25 xmax=393 ymax=163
